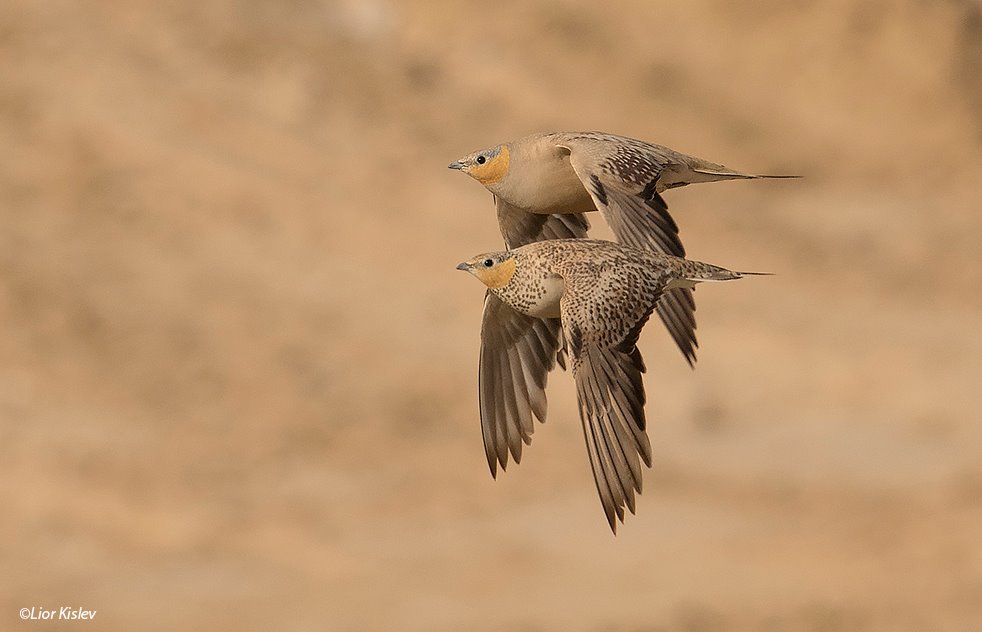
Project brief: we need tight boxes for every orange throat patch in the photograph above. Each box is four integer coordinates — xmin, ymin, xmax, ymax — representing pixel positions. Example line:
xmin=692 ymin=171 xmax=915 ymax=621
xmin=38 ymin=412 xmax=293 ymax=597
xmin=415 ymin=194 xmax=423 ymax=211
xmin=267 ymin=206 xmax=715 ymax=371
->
xmin=470 ymin=145 xmax=510 ymax=186
xmin=475 ymin=257 xmax=516 ymax=289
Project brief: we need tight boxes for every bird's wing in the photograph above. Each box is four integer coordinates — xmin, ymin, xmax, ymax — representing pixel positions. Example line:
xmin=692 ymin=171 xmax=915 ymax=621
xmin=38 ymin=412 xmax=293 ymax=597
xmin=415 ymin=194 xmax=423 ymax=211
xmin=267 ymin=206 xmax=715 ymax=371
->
xmin=556 ymin=135 xmax=698 ymax=367
xmin=479 ymin=293 xmax=563 ymax=476
xmin=477 ymin=203 xmax=588 ymax=476
xmin=495 ymin=195 xmax=590 ymax=249
xmin=558 ymin=262 xmax=663 ymax=532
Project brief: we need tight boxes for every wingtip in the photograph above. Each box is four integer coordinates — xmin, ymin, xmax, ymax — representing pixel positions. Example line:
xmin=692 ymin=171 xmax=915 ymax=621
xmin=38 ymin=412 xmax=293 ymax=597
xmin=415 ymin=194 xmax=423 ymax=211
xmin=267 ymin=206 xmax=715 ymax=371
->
xmin=684 ymin=352 xmax=697 ymax=370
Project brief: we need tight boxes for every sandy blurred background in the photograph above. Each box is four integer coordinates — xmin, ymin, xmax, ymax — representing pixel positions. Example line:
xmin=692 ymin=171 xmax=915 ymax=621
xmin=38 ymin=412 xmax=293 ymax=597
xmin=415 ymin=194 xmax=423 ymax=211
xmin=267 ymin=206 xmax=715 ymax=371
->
xmin=2 ymin=0 xmax=981 ymax=630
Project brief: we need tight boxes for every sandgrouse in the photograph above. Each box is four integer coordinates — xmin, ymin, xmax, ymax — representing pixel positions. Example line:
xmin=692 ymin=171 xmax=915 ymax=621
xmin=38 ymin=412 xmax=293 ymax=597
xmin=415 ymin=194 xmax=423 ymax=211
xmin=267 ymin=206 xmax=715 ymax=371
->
xmin=457 ymin=238 xmax=765 ymax=532
xmin=450 ymin=130 xmax=793 ymax=366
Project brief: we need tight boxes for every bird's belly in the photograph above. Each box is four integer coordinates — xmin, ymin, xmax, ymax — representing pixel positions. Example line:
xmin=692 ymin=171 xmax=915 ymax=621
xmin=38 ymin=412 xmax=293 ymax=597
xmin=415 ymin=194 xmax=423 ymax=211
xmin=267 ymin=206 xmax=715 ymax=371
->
xmin=521 ymin=274 xmax=565 ymax=319
xmin=514 ymin=157 xmax=596 ymax=215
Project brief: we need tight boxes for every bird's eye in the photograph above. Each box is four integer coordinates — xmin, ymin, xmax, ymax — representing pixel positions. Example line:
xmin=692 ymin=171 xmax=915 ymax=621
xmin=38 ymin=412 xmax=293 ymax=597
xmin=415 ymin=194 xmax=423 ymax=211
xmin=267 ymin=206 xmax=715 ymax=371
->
xmin=483 ymin=258 xmax=494 ymax=267
xmin=476 ymin=155 xmax=486 ymax=165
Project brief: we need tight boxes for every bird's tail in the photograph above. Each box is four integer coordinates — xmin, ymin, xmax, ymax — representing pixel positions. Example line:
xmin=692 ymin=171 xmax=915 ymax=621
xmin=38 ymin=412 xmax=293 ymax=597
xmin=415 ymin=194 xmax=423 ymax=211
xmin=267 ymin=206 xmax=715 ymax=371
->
xmin=688 ymin=166 xmax=801 ymax=183
xmin=658 ymin=156 xmax=800 ymax=188
xmin=667 ymin=261 xmax=772 ymax=289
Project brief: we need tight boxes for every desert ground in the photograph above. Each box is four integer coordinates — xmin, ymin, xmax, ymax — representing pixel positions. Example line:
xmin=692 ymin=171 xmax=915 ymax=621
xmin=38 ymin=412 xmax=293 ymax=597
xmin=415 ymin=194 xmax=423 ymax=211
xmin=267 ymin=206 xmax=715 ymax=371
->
xmin=2 ymin=1 xmax=981 ymax=630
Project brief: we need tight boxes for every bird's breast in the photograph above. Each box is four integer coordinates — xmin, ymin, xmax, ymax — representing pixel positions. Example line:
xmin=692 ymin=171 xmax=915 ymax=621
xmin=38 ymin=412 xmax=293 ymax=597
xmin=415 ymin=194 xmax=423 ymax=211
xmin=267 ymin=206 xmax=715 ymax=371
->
xmin=508 ymin=273 xmax=564 ymax=319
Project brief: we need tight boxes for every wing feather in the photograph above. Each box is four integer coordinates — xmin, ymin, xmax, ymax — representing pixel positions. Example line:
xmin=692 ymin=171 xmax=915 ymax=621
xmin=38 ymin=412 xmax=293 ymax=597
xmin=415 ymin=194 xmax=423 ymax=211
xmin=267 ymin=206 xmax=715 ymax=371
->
xmin=557 ymin=141 xmax=699 ymax=367
xmin=558 ymin=261 xmax=664 ymax=532
xmin=478 ymin=294 xmax=564 ymax=476
xmin=495 ymin=196 xmax=590 ymax=249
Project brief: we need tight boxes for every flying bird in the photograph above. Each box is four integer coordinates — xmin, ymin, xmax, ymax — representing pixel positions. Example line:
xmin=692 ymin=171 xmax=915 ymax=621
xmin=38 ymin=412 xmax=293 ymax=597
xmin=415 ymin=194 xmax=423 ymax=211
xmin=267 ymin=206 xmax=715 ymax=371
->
xmin=457 ymin=238 xmax=765 ymax=532
xmin=449 ymin=130 xmax=794 ymax=366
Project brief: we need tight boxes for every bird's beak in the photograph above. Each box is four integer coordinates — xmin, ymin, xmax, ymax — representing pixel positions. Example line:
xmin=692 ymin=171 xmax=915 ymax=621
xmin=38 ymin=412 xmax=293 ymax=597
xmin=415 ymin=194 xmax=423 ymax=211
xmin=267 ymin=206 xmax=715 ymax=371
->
xmin=455 ymin=262 xmax=470 ymax=271
xmin=447 ymin=160 xmax=466 ymax=170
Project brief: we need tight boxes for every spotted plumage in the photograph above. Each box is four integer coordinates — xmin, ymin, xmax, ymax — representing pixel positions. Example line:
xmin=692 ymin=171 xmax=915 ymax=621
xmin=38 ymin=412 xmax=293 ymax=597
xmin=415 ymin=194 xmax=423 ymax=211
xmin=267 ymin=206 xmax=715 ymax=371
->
xmin=457 ymin=238 xmax=763 ymax=532
xmin=449 ymin=130 xmax=796 ymax=370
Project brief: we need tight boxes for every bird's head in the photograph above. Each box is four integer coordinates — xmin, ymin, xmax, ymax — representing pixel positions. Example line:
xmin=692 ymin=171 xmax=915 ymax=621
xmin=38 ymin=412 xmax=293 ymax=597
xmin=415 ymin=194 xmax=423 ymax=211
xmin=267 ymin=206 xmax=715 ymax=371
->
xmin=448 ymin=144 xmax=510 ymax=187
xmin=456 ymin=251 xmax=516 ymax=289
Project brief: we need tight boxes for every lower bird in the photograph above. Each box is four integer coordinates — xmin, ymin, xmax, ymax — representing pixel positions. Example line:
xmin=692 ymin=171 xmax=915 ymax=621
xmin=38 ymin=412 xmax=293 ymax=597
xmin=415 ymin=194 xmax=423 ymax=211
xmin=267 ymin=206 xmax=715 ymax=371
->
xmin=457 ymin=238 xmax=765 ymax=532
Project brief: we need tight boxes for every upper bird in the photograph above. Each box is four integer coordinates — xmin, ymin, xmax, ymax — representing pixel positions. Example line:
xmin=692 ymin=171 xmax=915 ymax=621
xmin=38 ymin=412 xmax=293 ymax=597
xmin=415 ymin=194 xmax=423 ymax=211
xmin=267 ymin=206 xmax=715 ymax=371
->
xmin=449 ymin=131 xmax=794 ymax=366
xmin=457 ymin=238 xmax=762 ymax=532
